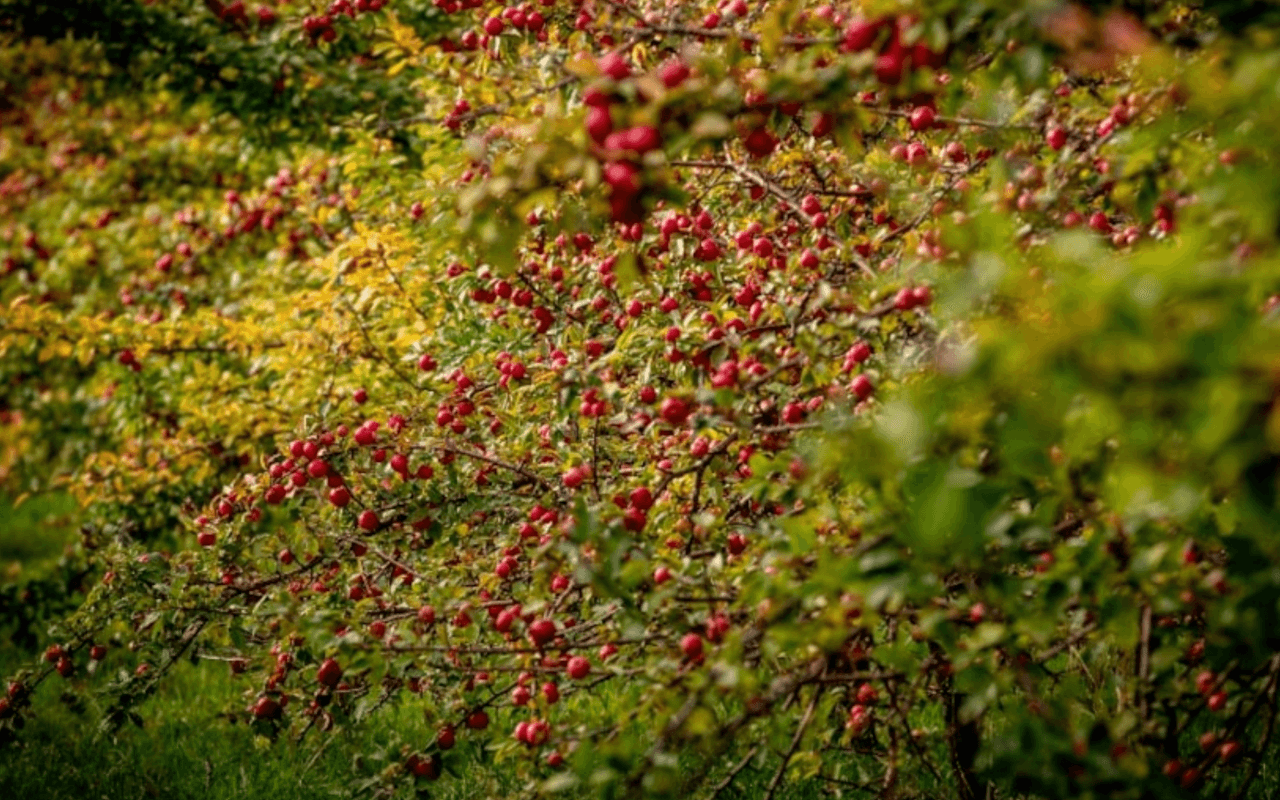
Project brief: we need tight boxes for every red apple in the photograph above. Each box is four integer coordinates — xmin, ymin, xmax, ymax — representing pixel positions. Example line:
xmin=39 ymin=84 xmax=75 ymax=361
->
xmin=566 ymin=656 xmax=590 ymax=680
xmin=317 ymin=657 xmax=343 ymax=688
xmin=681 ymin=632 xmax=703 ymax=659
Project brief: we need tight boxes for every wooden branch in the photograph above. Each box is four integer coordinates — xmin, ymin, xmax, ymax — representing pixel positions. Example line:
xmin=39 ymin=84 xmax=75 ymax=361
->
xmin=869 ymin=106 xmax=1039 ymax=131
xmin=1229 ymin=654 xmax=1280 ymax=800
xmin=1136 ymin=604 xmax=1153 ymax=722
xmin=763 ymin=686 xmax=824 ymax=800
xmin=441 ymin=442 xmax=553 ymax=492
xmin=710 ymin=745 xmax=760 ymax=800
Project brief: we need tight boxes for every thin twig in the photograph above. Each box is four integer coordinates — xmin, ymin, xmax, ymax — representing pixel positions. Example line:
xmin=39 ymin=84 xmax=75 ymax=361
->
xmin=763 ymin=685 xmax=824 ymax=800
xmin=710 ymin=745 xmax=760 ymax=800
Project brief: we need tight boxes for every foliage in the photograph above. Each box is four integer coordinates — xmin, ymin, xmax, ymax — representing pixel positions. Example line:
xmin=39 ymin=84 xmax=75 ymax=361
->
xmin=0 ymin=494 xmax=84 ymax=651
xmin=4 ymin=1 xmax=1280 ymax=799
xmin=0 ymin=0 xmax=448 ymax=145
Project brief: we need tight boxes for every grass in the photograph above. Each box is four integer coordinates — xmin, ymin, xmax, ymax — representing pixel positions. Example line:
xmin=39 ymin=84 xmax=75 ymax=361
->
xmin=0 ymin=642 xmax=849 ymax=800
xmin=0 ymin=653 xmax=508 ymax=800
xmin=0 ymin=655 xmax=818 ymax=800
xmin=0 ymin=492 xmax=78 ymax=584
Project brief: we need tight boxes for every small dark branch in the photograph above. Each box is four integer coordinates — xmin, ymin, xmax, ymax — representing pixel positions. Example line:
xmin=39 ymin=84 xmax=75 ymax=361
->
xmin=339 ymin=295 xmax=418 ymax=389
xmin=590 ymin=415 xmax=602 ymax=500
xmin=377 ymin=77 xmax=576 ymax=133
xmin=1034 ymin=622 xmax=1098 ymax=664
xmin=883 ymin=724 xmax=900 ymax=799
xmin=1136 ymin=604 xmax=1153 ymax=722
xmin=869 ymin=106 xmax=1038 ymax=131
xmin=1228 ymin=654 xmax=1280 ymax=800
xmin=763 ymin=686 xmax=824 ymax=800
xmin=376 ymin=248 xmax=433 ymax=325
xmin=616 ymin=22 xmax=840 ymax=48
xmin=710 ymin=745 xmax=760 ymax=800
xmin=882 ymin=670 xmax=948 ymax=789
xmin=878 ymin=160 xmax=985 ymax=246
xmin=937 ymin=644 xmax=981 ymax=800
xmin=441 ymin=442 xmax=553 ymax=492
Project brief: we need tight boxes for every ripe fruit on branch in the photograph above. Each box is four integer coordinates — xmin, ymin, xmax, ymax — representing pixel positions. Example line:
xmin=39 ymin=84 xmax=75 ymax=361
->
xmin=630 ymin=486 xmax=654 ymax=511
xmin=856 ymin=683 xmax=879 ymax=705
xmin=598 ymin=52 xmax=631 ymax=81
xmin=317 ymin=657 xmax=343 ymax=688
xmin=515 ymin=718 xmax=550 ymax=746
xmin=847 ymin=703 xmax=870 ymax=733
xmin=680 ymin=632 xmax=704 ymax=660
xmin=909 ymin=106 xmax=936 ymax=131
xmin=511 ymin=685 xmax=531 ymax=706
xmin=1195 ymin=670 xmax=1216 ymax=695
xmin=607 ymin=126 xmax=662 ymax=154
xmin=253 ymin=697 xmax=282 ymax=720
xmin=328 ymin=486 xmax=351 ymax=508
xmin=542 ymin=682 xmax=560 ymax=704
xmin=660 ymin=58 xmax=690 ymax=88
xmin=566 ymin=656 xmax=590 ymax=680
xmin=406 ymin=754 xmax=438 ymax=779
xmin=893 ymin=285 xmax=933 ymax=311
xmin=742 ymin=127 xmax=779 ymax=159
xmin=1220 ymin=740 xmax=1242 ymax=762
xmin=623 ymin=507 xmax=647 ymax=532
xmin=437 ymin=725 xmax=456 ymax=750
xmin=529 ymin=618 xmax=556 ymax=647
xmin=659 ymin=397 xmax=693 ymax=426
xmin=875 ymin=52 xmax=905 ymax=85
xmin=586 ymin=106 xmax=612 ymax=143
xmin=843 ymin=18 xmax=881 ymax=53
xmin=562 ymin=465 xmax=590 ymax=489
xmin=604 ymin=161 xmax=641 ymax=195
xmin=1208 ymin=690 xmax=1228 ymax=711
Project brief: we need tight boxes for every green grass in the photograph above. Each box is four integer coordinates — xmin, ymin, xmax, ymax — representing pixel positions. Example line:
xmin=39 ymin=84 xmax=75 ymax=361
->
xmin=0 ymin=492 xmax=78 ymax=584
xmin=0 ymin=651 xmax=837 ymax=800
xmin=0 ymin=655 xmax=503 ymax=800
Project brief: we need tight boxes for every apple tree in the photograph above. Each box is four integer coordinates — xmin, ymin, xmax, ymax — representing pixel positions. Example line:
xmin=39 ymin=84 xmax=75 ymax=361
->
xmin=4 ymin=1 xmax=1280 ymax=798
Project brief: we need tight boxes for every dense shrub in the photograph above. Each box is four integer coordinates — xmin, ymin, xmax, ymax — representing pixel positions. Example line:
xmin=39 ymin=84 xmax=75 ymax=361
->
xmin=4 ymin=1 xmax=1280 ymax=798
